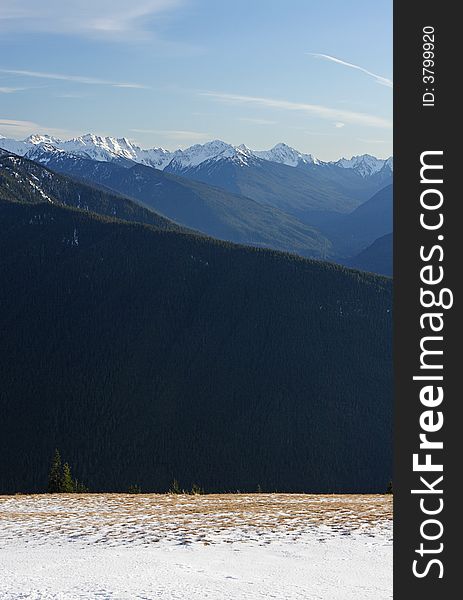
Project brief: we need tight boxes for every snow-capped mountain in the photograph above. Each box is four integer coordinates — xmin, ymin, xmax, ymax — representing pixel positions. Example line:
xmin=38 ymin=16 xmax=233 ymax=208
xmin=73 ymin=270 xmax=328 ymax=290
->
xmin=333 ymin=154 xmax=391 ymax=178
xmin=0 ymin=133 xmax=392 ymax=177
xmin=169 ymin=142 xmax=259 ymax=172
xmin=384 ymin=157 xmax=393 ymax=171
xmin=24 ymin=143 xmax=135 ymax=172
xmin=168 ymin=140 xmax=231 ymax=170
xmin=26 ymin=143 xmax=84 ymax=164
xmin=0 ymin=136 xmax=32 ymax=157
xmin=212 ymin=144 xmax=257 ymax=166
xmin=0 ymin=134 xmax=173 ymax=170
xmin=57 ymin=134 xmax=141 ymax=162
xmin=25 ymin=134 xmax=62 ymax=146
xmin=253 ymin=143 xmax=319 ymax=167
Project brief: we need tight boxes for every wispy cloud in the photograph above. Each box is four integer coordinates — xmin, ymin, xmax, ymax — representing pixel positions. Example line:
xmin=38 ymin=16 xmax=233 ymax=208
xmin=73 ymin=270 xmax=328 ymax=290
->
xmin=130 ymin=129 xmax=210 ymax=141
xmin=56 ymin=92 xmax=89 ymax=99
xmin=334 ymin=122 xmax=345 ymax=128
xmin=357 ymin=138 xmax=390 ymax=144
xmin=0 ymin=86 xmax=26 ymax=94
xmin=200 ymin=91 xmax=392 ymax=129
xmin=0 ymin=118 xmax=73 ymax=139
xmin=0 ymin=1 xmax=184 ymax=40
xmin=308 ymin=53 xmax=393 ymax=88
xmin=238 ymin=117 xmax=277 ymax=126
xmin=0 ymin=68 xmax=147 ymax=89
xmin=304 ymin=130 xmax=336 ymax=137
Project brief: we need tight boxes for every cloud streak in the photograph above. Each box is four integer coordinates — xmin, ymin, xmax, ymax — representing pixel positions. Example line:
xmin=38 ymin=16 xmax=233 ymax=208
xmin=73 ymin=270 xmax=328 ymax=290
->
xmin=238 ymin=117 xmax=277 ymax=125
xmin=130 ymin=129 xmax=210 ymax=140
xmin=0 ymin=1 xmax=184 ymax=39
xmin=0 ymin=86 xmax=25 ymax=93
xmin=0 ymin=118 xmax=73 ymax=138
xmin=309 ymin=53 xmax=393 ymax=88
xmin=357 ymin=138 xmax=390 ymax=144
xmin=0 ymin=68 xmax=147 ymax=89
xmin=200 ymin=91 xmax=392 ymax=129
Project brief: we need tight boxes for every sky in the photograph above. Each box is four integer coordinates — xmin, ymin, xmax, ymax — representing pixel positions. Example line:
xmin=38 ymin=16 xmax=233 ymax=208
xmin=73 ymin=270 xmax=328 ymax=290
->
xmin=0 ymin=0 xmax=392 ymax=160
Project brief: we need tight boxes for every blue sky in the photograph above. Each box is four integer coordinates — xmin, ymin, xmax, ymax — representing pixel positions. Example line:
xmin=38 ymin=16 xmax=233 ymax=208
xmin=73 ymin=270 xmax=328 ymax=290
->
xmin=0 ymin=0 xmax=392 ymax=160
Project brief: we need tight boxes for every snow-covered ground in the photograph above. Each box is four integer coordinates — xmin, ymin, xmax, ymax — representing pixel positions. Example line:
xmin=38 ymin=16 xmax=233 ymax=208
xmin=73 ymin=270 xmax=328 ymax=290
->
xmin=0 ymin=494 xmax=392 ymax=599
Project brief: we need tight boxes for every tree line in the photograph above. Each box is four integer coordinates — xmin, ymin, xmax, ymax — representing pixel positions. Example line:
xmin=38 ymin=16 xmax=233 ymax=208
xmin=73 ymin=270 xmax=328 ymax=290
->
xmin=47 ymin=449 xmax=88 ymax=493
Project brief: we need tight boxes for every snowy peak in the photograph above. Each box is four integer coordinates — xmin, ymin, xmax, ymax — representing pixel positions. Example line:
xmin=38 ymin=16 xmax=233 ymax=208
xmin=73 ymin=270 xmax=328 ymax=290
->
xmin=0 ymin=137 xmax=33 ymax=156
xmin=25 ymin=144 xmax=87 ymax=166
xmin=254 ymin=143 xmax=319 ymax=167
xmin=167 ymin=140 xmax=232 ymax=171
xmin=212 ymin=143 xmax=257 ymax=167
xmin=333 ymin=154 xmax=392 ymax=178
xmin=25 ymin=134 xmax=63 ymax=146
xmin=383 ymin=157 xmax=393 ymax=171
xmin=137 ymin=147 xmax=173 ymax=170
xmin=57 ymin=134 xmax=142 ymax=162
xmin=0 ymin=132 xmax=392 ymax=177
xmin=163 ymin=140 xmax=259 ymax=171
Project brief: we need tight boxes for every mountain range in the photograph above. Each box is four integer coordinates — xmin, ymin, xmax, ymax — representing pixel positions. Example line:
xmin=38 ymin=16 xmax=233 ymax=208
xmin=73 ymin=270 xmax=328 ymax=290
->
xmin=1 ymin=134 xmax=393 ymax=272
xmin=0 ymin=150 xmax=183 ymax=232
xmin=0 ymin=133 xmax=392 ymax=179
xmin=3 ymin=149 xmax=332 ymax=259
xmin=0 ymin=153 xmax=392 ymax=493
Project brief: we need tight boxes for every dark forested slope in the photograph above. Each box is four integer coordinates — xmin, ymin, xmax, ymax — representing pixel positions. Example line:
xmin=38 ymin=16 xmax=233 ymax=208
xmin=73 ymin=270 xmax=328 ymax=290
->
xmin=0 ymin=151 xmax=184 ymax=232
xmin=23 ymin=148 xmax=332 ymax=258
xmin=0 ymin=188 xmax=392 ymax=494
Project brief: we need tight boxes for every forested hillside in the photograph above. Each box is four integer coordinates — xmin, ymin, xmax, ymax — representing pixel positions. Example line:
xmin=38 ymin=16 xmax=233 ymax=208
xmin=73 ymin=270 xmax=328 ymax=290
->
xmin=23 ymin=149 xmax=332 ymax=258
xmin=0 ymin=151 xmax=184 ymax=233
xmin=0 ymin=189 xmax=392 ymax=494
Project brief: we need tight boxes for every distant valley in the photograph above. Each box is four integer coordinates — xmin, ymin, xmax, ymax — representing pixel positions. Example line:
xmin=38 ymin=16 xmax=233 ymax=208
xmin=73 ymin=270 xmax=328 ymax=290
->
xmin=0 ymin=134 xmax=393 ymax=273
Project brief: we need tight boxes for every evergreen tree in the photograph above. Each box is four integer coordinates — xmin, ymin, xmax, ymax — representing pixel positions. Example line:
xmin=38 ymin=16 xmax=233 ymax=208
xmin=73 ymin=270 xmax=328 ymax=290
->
xmin=190 ymin=483 xmax=204 ymax=495
xmin=47 ymin=449 xmax=62 ymax=493
xmin=61 ymin=462 xmax=75 ymax=493
xmin=128 ymin=484 xmax=142 ymax=494
xmin=74 ymin=479 xmax=89 ymax=493
xmin=169 ymin=478 xmax=181 ymax=494
xmin=386 ymin=481 xmax=393 ymax=494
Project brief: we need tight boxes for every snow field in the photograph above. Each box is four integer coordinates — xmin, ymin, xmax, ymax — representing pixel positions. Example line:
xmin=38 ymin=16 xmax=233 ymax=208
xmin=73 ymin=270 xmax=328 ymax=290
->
xmin=0 ymin=494 xmax=392 ymax=599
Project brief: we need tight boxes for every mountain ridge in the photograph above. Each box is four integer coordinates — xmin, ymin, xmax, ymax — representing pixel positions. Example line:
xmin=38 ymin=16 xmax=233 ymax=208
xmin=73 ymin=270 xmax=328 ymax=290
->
xmin=346 ymin=233 xmax=393 ymax=277
xmin=1 ymin=149 xmax=333 ymax=259
xmin=0 ymin=150 xmax=187 ymax=233
xmin=1 ymin=133 xmax=393 ymax=177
